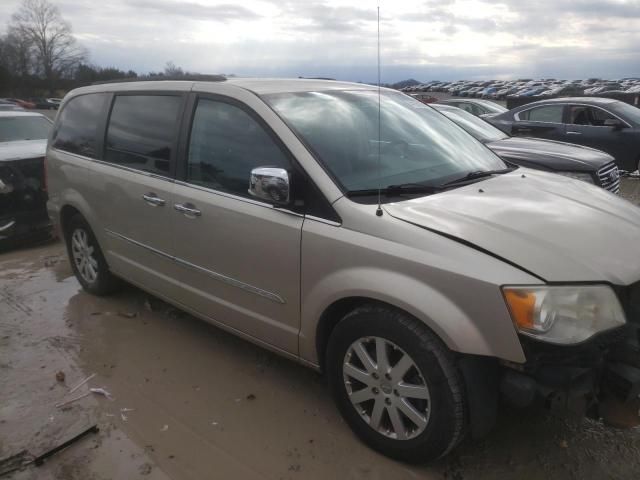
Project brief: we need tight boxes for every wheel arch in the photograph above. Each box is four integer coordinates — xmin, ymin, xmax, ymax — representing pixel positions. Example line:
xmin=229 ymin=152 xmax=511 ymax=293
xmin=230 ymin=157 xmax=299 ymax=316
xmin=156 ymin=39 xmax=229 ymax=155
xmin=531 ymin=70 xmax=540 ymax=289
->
xmin=303 ymin=267 xmax=525 ymax=371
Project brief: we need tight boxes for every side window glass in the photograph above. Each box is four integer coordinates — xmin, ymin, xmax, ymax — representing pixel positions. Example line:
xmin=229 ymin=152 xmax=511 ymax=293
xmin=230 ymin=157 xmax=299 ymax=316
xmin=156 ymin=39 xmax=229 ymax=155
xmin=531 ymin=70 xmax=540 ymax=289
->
xmin=460 ymin=103 xmax=474 ymax=114
xmin=569 ymin=106 xmax=589 ymax=125
xmin=589 ymin=107 xmax=616 ymax=126
xmin=187 ymin=99 xmax=290 ymax=198
xmin=52 ymin=93 xmax=106 ymax=158
xmin=105 ymin=95 xmax=181 ymax=176
xmin=524 ymin=105 xmax=564 ymax=123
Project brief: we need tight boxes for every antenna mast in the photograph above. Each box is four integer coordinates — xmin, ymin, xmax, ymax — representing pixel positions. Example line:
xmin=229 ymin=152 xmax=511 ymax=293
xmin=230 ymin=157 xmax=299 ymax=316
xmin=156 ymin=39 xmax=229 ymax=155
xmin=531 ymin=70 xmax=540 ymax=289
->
xmin=375 ymin=3 xmax=383 ymax=217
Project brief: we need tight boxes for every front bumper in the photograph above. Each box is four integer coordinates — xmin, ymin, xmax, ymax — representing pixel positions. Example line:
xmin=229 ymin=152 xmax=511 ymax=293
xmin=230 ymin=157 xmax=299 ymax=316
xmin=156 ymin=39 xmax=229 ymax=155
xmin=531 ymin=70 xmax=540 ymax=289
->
xmin=0 ymin=209 xmax=51 ymax=247
xmin=500 ymin=324 xmax=640 ymax=426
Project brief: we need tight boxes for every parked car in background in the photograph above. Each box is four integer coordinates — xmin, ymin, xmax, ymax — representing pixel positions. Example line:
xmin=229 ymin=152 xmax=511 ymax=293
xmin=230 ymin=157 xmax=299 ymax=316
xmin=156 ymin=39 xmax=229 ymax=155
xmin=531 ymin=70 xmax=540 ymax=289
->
xmin=47 ymin=79 xmax=640 ymax=463
xmin=6 ymin=98 xmax=36 ymax=109
xmin=487 ymin=97 xmax=640 ymax=172
xmin=0 ymin=99 xmax=24 ymax=111
xmin=29 ymin=98 xmax=60 ymax=110
xmin=432 ymin=104 xmax=620 ymax=193
xmin=436 ymin=98 xmax=508 ymax=117
xmin=409 ymin=93 xmax=438 ymax=104
xmin=0 ymin=111 xmax=52 ymax=247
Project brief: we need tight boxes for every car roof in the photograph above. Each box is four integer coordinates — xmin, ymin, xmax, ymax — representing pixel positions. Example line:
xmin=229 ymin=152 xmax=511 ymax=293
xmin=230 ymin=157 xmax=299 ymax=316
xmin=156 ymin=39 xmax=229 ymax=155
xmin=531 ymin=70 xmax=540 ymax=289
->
xmin=431 ymin=104 xmax=458 ymax=111
xmin=521 ymin=97 xmax=619 ymax=107
xmin=224 ymin=78 xmax=377 ymax=94
xmin=65 ymin=78 xmax=385 ymax=98
xmin=441 ymin=98 xmax=496 ymax=105
xmin=0 ymin=110 xmax=48 ymax=118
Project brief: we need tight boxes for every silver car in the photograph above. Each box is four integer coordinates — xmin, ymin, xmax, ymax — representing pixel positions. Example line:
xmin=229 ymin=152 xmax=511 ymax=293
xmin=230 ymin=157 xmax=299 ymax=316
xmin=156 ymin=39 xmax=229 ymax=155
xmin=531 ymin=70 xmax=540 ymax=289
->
xmin=46 ymin=79 xmax=640 ymax=462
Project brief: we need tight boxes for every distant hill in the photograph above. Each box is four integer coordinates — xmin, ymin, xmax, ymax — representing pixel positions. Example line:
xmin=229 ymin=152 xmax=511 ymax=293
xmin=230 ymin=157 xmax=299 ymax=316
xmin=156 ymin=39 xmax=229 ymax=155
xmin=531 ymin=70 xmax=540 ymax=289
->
xmin=391 ymin=78 xmax=422 ymax=89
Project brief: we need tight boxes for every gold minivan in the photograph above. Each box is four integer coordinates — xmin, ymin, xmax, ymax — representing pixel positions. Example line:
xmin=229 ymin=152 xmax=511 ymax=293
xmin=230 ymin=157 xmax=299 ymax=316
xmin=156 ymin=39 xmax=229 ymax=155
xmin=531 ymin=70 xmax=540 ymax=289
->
xmin=47 ymin=79 xmax=640 ymax=462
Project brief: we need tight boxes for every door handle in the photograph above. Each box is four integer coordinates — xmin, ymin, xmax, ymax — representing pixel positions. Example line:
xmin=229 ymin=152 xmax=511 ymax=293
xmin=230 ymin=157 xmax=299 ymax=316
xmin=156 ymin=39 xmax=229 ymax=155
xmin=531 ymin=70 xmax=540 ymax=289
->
xmin=566 ymin=131 xmax=582 ymax=135
xmin=142 ymin=193 xmax=166 ymax=207
xmin=174 ymin=203 xmax=202 ymax=217
xmin=514 ymin=127 xmax=532 ymax=133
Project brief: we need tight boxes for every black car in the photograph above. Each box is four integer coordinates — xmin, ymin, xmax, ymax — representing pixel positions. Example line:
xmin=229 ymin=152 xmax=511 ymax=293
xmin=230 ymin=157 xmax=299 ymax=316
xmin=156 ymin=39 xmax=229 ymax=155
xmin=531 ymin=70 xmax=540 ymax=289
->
xmin=487 ymin=97 xmax=640 ymax=172
xmin=437 ymin=98 xmax=508 ymax=117
xmin=432 ymin=104 xmax=620 ymax=193
xmin=0 ymin=112 xmax=52 ymax=248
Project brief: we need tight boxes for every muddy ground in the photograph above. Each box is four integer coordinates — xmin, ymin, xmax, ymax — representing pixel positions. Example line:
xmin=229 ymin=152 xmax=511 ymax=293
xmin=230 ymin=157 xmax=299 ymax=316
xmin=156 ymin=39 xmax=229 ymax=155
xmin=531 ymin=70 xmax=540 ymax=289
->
xmin=1 ymin=179 xmax=640 ymax=480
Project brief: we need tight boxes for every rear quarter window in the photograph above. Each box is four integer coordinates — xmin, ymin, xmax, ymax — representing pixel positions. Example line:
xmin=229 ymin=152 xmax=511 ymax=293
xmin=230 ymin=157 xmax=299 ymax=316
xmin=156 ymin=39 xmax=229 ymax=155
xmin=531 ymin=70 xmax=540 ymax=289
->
xmin=519 ymin=105 xmax=564 ymax=123
xmin=52 ymin=93 xmax=107 ymax=158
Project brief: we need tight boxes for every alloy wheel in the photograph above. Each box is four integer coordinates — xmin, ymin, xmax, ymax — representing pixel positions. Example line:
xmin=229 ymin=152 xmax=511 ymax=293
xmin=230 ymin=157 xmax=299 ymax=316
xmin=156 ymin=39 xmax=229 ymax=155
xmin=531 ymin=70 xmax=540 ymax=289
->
xmin=71 ymin=228 xmax=98 ymax=284
xmin=343 ymin=336 xmax=431 ymax=440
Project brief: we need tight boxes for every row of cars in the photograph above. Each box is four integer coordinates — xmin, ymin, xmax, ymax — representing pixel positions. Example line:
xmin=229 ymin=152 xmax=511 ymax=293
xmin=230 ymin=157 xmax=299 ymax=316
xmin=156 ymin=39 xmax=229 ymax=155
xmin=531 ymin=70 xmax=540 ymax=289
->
xmin=403 ymin=78 xmax=640 ymax=101
xmin=0 ymin=97 xmax=62 ymax=110
xmin=433 ymin=96 xmax=639 ymax=189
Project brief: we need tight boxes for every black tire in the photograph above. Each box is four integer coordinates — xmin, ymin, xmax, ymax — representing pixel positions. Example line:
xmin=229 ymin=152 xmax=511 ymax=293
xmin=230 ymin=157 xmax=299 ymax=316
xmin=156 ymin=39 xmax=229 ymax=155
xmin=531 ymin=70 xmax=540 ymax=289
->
xmin=65 ymin=214 xmax=120 ymax=295
xmin=326 ymin=305 xmax=467 ymax=463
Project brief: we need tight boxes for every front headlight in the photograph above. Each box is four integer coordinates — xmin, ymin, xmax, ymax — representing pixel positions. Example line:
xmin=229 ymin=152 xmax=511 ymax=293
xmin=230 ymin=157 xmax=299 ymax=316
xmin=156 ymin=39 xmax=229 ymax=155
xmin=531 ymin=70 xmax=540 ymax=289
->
xmin=502 ymin=285 xmax=626 ymax=344
xmin=555 ymin=171 xmax=595 ymax=184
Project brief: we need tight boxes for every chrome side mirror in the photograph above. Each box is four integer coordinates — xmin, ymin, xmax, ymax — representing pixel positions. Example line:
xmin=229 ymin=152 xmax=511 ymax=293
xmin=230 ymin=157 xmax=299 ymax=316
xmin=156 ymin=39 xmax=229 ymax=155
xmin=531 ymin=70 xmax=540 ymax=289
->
xmin=249 ymin=167 xmax=290 ymax=206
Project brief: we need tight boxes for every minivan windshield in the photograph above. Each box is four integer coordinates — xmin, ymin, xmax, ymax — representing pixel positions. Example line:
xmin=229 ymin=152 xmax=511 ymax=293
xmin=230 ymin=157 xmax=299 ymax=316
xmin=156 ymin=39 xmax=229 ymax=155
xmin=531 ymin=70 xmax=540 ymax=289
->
xmin=0 ymin=116 xmax=51 ymax=142
xmin=435 ymin=106 xmax=509 ymax=143
xmin=265 ymin=90 xmax=506 ymax=194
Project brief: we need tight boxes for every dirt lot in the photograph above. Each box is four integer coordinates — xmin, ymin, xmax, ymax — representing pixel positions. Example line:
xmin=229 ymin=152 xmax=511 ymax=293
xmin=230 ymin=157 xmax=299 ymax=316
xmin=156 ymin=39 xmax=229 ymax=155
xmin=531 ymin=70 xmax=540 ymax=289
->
xmin=1 ymin=179 xmax=640 ymax=480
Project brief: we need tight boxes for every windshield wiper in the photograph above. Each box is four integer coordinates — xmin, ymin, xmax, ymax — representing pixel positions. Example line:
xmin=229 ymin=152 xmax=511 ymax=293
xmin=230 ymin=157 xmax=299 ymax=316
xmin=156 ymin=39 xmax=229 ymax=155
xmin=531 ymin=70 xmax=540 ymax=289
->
xmin=440 ymin=167 xmax=515 ymax=188
xmin=347 ymin=183 xmax=440 ymax=197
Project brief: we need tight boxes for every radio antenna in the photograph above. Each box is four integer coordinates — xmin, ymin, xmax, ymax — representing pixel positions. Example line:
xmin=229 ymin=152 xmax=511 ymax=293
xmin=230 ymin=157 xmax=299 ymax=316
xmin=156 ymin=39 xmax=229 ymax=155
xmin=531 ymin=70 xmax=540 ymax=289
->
xmin=375 ymin=3 xmax=383 ymax=217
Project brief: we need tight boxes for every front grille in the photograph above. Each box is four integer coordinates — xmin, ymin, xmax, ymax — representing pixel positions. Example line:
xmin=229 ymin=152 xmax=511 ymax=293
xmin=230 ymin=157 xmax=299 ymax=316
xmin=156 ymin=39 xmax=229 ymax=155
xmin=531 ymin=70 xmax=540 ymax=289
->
xmin=597 ymin=161 xmax=621 ymax=193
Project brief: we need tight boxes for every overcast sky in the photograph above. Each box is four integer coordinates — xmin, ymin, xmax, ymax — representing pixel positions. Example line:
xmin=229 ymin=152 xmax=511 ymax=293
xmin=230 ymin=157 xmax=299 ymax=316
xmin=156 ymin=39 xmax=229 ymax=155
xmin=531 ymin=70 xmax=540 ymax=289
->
xmin=1 ymin=0 xmax=639 ymax=82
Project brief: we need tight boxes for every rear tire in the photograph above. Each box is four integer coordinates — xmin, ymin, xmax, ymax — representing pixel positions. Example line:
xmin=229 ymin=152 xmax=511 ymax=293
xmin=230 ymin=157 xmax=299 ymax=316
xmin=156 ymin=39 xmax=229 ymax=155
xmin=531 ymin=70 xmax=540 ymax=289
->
xmin=326 ymin=305 xmax=467 ymax=463
xmin=65 ymin=214 xmax=120 ymax=295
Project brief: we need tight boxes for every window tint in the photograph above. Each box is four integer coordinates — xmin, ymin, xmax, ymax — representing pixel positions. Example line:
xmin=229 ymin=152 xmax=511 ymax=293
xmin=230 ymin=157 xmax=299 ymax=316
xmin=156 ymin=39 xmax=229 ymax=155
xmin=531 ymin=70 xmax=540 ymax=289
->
xmin=187 ymin=99 xmax=290 ymax=197
xmin=520 ymin=105 xmax=564 ymax=123
xmin=53 ymin=94 xmax=106 ymax=157
xmin=569 ymin=105 xmax=589 ymax=125
xmin=105 ymin=95 xmax=182 ymax=175
xmin=589 ymin=107 xmax=616 ymax=126
xmin=568 ymin=105 xmax=616 ymax=126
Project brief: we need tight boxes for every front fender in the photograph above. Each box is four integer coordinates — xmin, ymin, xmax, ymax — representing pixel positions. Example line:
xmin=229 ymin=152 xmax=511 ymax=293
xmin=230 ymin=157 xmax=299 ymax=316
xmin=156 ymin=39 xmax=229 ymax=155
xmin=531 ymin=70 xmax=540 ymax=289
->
xmin=300 ymin=266 xmax=526 ymax=366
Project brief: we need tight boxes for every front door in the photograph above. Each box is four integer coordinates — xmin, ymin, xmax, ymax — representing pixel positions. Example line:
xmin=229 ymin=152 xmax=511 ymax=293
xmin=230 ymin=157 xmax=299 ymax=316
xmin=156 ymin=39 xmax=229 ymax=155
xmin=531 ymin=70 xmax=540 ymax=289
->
xmin=171 ymin=95 xmax=303 ymax=354
xmin=565 ymin=105 xmax=632 ymax=168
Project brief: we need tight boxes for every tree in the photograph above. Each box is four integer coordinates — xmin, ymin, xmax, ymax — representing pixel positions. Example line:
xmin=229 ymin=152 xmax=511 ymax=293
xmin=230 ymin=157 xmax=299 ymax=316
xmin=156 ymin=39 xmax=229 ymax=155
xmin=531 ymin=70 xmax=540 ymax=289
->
xmin=9 ymin=0 xmax=86 ymax=93
xmin=164 ymin=61 xmax=184 ymax=77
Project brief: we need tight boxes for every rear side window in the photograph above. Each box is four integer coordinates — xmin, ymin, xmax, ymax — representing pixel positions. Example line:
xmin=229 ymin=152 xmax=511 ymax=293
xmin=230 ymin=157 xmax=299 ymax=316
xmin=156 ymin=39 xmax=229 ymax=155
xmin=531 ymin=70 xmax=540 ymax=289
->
xmin=104 ymin=95 xmax=182 ymax=176
xmin=519 ymin=105 xmax=564 ymax=123
xmin=186 ymin=99 xmax=290 ymax=197
xmin=53 ymin=93 xmax=106 ymax=158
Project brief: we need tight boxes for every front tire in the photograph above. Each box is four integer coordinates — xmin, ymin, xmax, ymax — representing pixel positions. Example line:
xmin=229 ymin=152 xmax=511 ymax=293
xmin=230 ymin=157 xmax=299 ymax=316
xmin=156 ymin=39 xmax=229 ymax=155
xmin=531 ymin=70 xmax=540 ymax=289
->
xmin=65 ymin=214 xmax=120 ymax=295
xmin=327 ymin=305 xmax=467 ymax=463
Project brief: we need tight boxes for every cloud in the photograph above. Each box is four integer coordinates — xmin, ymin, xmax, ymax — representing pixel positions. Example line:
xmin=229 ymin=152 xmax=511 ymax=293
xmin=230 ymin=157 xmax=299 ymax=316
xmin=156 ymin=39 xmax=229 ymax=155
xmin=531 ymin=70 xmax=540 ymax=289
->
xmin=134 ymin=0 xmax=261 ymax=22
xmin=0 ymin=0 xmax=638 ymax=81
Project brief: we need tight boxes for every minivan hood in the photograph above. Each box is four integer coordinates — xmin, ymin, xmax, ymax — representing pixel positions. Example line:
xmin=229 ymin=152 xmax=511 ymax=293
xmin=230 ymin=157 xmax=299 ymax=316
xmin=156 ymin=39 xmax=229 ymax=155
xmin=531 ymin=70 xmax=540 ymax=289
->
xmin=0 ymin=139 xmax=47 ymax=162
xmin=384 ymin=169 xmax=640 ymax=285
xmin=487 ymin=137 xmax=613 ymax=171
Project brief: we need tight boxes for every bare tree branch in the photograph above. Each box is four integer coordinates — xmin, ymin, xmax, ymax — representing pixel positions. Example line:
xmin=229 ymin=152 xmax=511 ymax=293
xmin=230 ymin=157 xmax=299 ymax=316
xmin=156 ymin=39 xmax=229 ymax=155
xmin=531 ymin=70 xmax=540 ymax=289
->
xmin=8 ymin=0 xmax=87 ymax=93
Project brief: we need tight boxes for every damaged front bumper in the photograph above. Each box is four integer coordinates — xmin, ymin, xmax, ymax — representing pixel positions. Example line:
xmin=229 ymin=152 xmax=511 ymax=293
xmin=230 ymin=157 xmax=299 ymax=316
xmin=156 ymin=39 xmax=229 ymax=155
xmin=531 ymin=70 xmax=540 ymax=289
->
xmin=462 ymin=282 xmax=640 ymax=438
xmin=501 ymin=323 xmax=640 ymax=428
xmin=0 ymin=157 xmax=51 ymax=247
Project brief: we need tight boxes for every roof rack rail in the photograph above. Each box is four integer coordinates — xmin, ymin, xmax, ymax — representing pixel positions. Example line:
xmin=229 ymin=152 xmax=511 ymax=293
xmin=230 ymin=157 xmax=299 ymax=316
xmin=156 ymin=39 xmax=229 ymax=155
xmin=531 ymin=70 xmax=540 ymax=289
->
xmin=91 ymin=74 xmax=226 ymax=85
